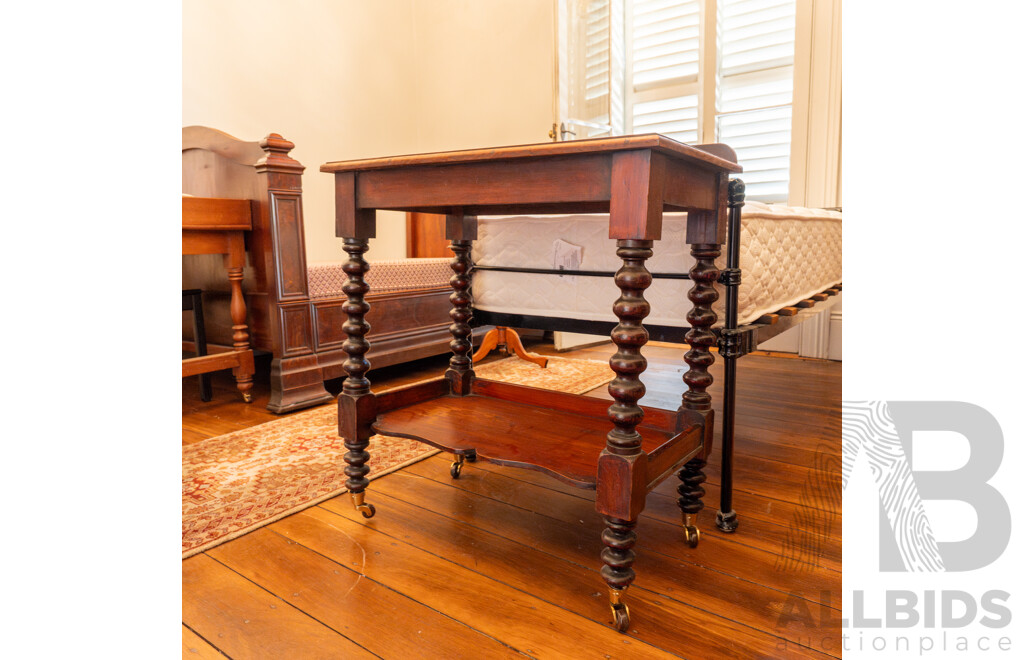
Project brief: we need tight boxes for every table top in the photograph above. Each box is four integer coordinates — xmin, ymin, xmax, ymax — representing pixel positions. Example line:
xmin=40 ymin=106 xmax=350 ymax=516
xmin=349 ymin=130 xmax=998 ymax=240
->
xmin=182 ymin=196 xmax=253 ymax=231
xmin=321 ymin=134 xmax=742 ymax=174
xmin=326 ymin=134 xmax=740 ymax=242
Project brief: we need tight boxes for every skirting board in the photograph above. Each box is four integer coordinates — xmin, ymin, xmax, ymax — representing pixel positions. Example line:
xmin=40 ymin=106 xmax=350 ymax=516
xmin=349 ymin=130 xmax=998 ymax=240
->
xmin=554 ymin=331 xmax=611 ymax=352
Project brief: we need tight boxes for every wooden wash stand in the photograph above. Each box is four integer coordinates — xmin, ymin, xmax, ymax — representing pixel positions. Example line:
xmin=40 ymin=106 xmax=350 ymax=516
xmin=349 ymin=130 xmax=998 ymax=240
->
xmin=321 ymin=135 xmax=742 ymax=631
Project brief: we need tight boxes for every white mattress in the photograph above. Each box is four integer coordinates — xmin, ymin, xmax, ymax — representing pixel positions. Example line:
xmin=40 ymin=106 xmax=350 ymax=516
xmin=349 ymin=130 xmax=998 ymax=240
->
xmin=473 ymin=201 xmax=841 ymax=328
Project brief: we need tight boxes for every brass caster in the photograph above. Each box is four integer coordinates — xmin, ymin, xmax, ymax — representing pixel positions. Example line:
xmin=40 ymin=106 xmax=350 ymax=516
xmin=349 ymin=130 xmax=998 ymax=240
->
xmin=683 ymin=513 xmax=700 ymax=548
xmin=351 ymin=491 xmax=376 ymax=519
xmin=609 ymin=588 xmax=630 ymax=632
xmin=450 ymin=454 xmax=465 ymax=479
xmin=611 ymin=603 xmax=630 ymax=632
xmin=242 ymin=392 xmax=253 ymax=403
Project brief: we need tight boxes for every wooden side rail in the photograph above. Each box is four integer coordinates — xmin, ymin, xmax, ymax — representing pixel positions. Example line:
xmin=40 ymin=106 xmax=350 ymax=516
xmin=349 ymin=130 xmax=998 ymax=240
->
xmin=182 ymin=351 xmax=255 ymax=378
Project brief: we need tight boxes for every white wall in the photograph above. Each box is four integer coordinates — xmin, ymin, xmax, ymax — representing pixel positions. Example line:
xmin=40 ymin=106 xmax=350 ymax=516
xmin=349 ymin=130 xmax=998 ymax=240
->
xmin=183 ymin=0 xmax=554 ymax=262
xmin=409 ymin=0 xmax=554 ymax=154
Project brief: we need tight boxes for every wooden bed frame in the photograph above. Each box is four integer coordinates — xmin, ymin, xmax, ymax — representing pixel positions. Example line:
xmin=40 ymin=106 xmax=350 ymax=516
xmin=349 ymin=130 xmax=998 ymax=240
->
xmin=182 ymin=127 xmax=477 ymax=412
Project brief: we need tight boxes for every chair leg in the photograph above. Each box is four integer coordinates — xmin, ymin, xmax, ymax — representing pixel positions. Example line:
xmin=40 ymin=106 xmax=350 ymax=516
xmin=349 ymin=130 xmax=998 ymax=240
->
xmin=471 ymin=327 xmax=502 ymax=364
xmin=472 ymin=326 xmax=547 ymax=368
xmin=186 ymin=290 xmax=212 ymax=402
xmin=502 ymin=327 xmax=548 ymax=368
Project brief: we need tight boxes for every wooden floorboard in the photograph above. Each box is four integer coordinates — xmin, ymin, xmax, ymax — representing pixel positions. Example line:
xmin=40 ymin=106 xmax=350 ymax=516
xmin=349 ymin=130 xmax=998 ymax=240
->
xmin=346 ymin=473 xmax=836 ymax=657
xmin=182 ymin=554 xmax=376 ymax=658
xmin=208 ymin=527 xmax=525 ymax=659
xmin=182 ymin=624 xmax=229 ymax=659
xmin=183 ymin=341 xmax=841 ymax=658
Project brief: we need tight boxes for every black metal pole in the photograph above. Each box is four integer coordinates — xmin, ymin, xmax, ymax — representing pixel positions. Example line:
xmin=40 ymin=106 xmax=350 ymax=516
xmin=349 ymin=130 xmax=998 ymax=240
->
xmin=716 ymin=179 xmax=744 ymax=533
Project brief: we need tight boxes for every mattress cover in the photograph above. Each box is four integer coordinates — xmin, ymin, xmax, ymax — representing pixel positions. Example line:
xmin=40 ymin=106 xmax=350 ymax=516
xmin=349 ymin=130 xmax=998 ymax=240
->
xmin=307 ymin=258 xmax=451 ymax=299
xmin=472 ymin=201 xmax=841 ymax=328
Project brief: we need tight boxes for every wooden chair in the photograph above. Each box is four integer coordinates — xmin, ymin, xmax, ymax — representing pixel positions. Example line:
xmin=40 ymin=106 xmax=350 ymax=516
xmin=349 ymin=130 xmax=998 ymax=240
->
xmin=181 ymin=196 xmax=255 ymax=402
xmin=182 ymin=289 xmax=212 ymax=401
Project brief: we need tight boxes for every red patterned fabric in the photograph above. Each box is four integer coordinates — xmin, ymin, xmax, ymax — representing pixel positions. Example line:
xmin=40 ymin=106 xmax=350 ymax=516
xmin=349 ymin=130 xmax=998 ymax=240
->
xmin=307 ymin=258 xmax=451 ymax=299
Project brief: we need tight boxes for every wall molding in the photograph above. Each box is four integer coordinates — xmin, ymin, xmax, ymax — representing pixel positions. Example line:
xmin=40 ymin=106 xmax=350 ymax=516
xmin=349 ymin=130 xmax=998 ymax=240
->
xmin=789 ymin=0 xmax=842 ymax=208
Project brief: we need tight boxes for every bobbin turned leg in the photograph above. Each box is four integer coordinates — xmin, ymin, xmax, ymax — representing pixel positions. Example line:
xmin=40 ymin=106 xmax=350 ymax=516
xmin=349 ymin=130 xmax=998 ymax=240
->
xmin=445 ymin=213 xmax=478 ymax=477
xmin=445 ymin=213 xmax=477 ymax=394
xmin=678 ymin=458 xmax=706 ymax=547
xmin=339 ymin=237 xmax=376 ymax=519
xmin=602 ymin=517 xmax=638 ymax=632
xmin=677 ymin=230 xmax=722 ymax=546
xmin=596 ymin=239 xmax=654 ymax=632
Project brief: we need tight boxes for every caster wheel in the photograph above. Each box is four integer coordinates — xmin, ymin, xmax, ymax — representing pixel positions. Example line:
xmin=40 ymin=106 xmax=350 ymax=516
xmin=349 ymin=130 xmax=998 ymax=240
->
xmin=450 ymin=462 xmax=463 ymax=479
xmin=683 ymin=525 xmax=700 ymax=548
xmin=242 ymin=392 xmax=253 ymax=403
xmin=360 ymin=503 xmax=376 ymax=519
xmin=611 ymin=603 xmax=630 ymax=632
xmin=466 ymin=452 xmax=477 ymax=463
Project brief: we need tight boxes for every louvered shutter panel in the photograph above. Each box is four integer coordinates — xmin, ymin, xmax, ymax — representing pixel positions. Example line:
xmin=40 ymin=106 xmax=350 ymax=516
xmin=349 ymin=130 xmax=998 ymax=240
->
xmin=633 ymin=94 xmax=699 ymax=144
xmin=628 ymin=1 xmax=701 ymax=143
xmin=562 ymin=0 xmax=621 ymax=138
xmin=716 ymin=0 xmax=796 ymax=202
xmin=631 ymin=0 xmax=701 ymax=89
xmin=584 ymin=0 xmax=609 ymax=105
xmin=558 ymin=0 xmax=798 ymax=201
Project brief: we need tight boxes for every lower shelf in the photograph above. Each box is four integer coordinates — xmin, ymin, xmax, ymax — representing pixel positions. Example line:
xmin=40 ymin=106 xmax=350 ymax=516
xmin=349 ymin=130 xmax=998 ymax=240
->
xmin=371 ymin=378 xmax=704 ymax=490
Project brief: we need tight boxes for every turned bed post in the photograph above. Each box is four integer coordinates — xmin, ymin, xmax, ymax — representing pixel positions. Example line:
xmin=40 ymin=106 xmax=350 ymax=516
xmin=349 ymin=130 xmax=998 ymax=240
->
xmin=335 ymin=172 xmax=378 ymax=519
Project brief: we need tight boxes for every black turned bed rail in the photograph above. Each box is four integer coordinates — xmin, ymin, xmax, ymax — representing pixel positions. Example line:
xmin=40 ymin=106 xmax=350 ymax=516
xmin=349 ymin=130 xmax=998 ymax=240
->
xmin=474 ymin=265 xmax=737 ymax=284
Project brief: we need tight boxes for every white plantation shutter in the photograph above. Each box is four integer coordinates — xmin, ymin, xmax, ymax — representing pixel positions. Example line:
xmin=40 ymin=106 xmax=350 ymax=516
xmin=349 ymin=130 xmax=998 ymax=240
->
xmin=632 ymin=94 xmax=699 ymax=144
xmin=562 ymin=0 xmax=623 ymax=138
xmin=558 ymin=0 xmax=797 ymax=202
xmin=631 ymin=0 xmax=701 ymax=89
xmin=583 ymin=0 xmax=609 ymax=103
xmin=716 ymin=0 xmax=796 ymax=201
xmin=627 ymin=0 xmax=701 ymax=144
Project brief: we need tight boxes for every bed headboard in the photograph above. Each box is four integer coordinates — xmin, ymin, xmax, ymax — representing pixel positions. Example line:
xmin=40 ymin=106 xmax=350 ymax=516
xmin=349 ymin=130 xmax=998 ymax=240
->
xmin=182 ymin=126 xmax=315 ymax=353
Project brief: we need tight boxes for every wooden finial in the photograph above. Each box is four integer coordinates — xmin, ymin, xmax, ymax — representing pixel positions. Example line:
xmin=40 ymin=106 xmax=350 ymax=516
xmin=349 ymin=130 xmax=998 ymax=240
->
xmin=259 ymin=133 xmax=295 ymax=154
xmin=257 ymin=133 xmax=303 ymax=172
xmin=728 ymin=178 xmax=746 ymax=207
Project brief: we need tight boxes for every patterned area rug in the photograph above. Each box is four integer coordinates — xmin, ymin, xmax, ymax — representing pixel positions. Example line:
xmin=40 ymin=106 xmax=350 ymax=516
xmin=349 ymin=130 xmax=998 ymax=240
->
xmin=182 ymin=356 xmax=612 ymax=557
xmin=474 ymin=354 xmax=615 ymax=392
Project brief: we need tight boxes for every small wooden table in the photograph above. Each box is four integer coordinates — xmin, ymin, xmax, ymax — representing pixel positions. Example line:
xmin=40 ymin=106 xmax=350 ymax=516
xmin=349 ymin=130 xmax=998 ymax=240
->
xmin=181 ymin=196 xmax=255 ymax=402
xmin=321 ymin=134 xmax=741 ymax=631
